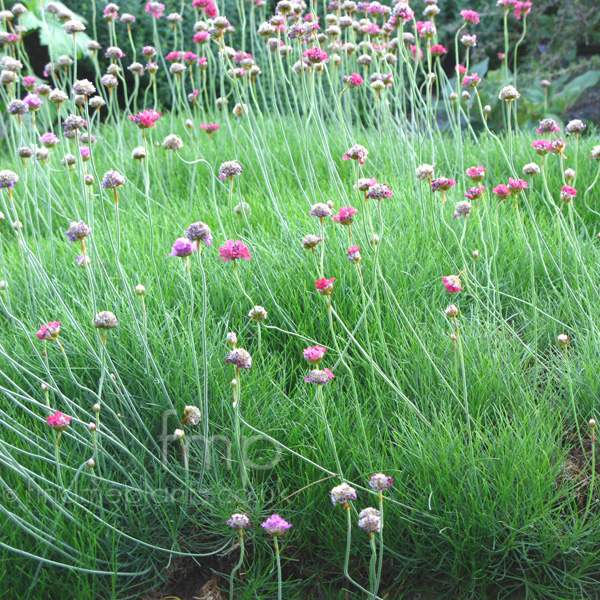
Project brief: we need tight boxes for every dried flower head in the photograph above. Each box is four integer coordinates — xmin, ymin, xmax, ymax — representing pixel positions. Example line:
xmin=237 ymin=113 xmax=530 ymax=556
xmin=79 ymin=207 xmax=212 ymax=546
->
xmin=93 ymin=311 xmax=118 ymax=329
xmin=226 ymin=348 xmax=253 ymax=370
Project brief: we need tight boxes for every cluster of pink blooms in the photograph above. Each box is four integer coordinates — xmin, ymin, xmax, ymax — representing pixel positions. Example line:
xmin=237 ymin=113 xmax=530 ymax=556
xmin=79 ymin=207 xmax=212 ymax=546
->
xmin=442 ymin=276 xmax=463 ymax=294
xmin=218 ymin=240 xmax=251 ymax=262
xmin=333 ymin=206 xmax=358 ymax=225
xmin=36 ymin=321 xmax=61 ymax=341
xmin=47 ymin=411 xmax=71 ymax=431
xmin=129 ymin=109 xmax=161 ymax=128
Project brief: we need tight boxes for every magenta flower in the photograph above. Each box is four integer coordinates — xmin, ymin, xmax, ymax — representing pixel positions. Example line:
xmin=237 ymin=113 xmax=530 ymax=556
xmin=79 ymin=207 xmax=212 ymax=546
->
xmin=36 ymin=321 xmax=61 ymax=341
xmin=347 ymin=245 xmax=362 ymax=263
xmin=200 ymin=122 xmax=219 ymax=135
xmin=416 ymin=20 xmax=436 ymax=39
xmin=465 ymin=186 xmax=485 ymax=200
xmin=460 ymin=9 xmax=480 ymax=24
xmin=455 ymin=64 xmax=467 ymax=76
xmin=165 ymin=51 xmax=182 ymax=62
xmin=342 ymin=144 xmax=368 ymax=165
xmin=508 ymin=178 xmax=528 ymax=194
xmin=129 ymin=109 xmax=162 ymax=128
xmin=145 ymin=1 xmax=165 ymax=17
xmin=40 ymin=132 xmax=60 ymax=148
xmin=218 ymin=240 xmax=251 ymax=262
xmin=560 ymin=185 xmax=577 ymax=203
xmin=304 ymin=47 xmax=328 ymax=64
xmin=315 ymin=277 xmax=335 ymax=295
xmin=532 ymin=139 xmax=552 ymax=155
xmin=169 ymin=237 xmax=195 ymax=258
xmin=442 ymin=275 xmax=463 ymax=293
xmin=333 ymin=206 xmax=358 ymax=225
xmin=492 ymin=184 xmax=511 ymax=200
xmin=514 ymin=0 xmax=532 ymax=19
xmin=303 ymin=345 xmax=327 ymax=365
xmin=261 ymin=514 xmax=292 ymax=537
xmin=462 ymin=73 xmax=481 ymax=89
xmin=23 ymin=75 xmax=37 ymax=90
xmin=346 ymin=73 xmax=363 ymax=87
xmin=366 ymin=183 xmax=393 ymax=201
xmin=142 ymin=46 xmax=157 ymax=58
xmin=47 ymin=411 xmax=71 ymax=432
xmin=430 ymin=44 xmax=448 ymax=57
xmin=465 ymin=166 xmax=486 ymax=182
xmin=431 ymin=178 xmax=456 ymax=200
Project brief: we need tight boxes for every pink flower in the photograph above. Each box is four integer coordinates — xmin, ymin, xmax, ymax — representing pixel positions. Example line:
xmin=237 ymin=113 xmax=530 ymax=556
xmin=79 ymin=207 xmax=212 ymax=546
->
xmin=455 ymin=64 xmax=467 ymax=76
xmin=129 ymin=109 xmax=162 ymax=128
xmin=508 ymin=178 xmax=528 ymax=194
xmin=200 ymin=122 xmax=219 ymax=134
xmin=460 ymin=9 xmax=480 ymax=24
xmin=560 ymin=185 xmax=577 ymax=203
xmin=465 ymin=185 xmax=485 ymax=200
xmin=193 ymin=31 xmax=210 ymax=44
xmin=532 ymin=139 xmax=552 ymax=155
xmin=165 ymin=51 xmax=182 ymax=61
xmin=347 ymin=245 xmax=362 ymax=263
xmin=304 ymin=47 xmax=328 ymax=64
xmin=47 ymin=411 xmax=71 ymax=431
xmin=442 ymin=275 xmax=463 ymax=293
xmin=303 ymin=345 xmax=327 ymax=365
xmin=430 ymin=44 xmax=448 ymax=57
xmin=333 ymin=206 xmax=358 ymax=225
xmin=431 ymin=178 xmax=456 ymax=193
xmin=514 ymin=1 xmax=532 ymax=19
xmin=347 ymin=73 xmax=363 ymax=87
xmin=462 ymin=73 xmax=481 ymax=88
xmin=36 ymin=321 xmax=61 ymax=341
xmin=466 ymin=166 xmax=486 ymax=182
xmin=315 ymin=277 xmax=335 ymax=295
xmin=410 ymin=45 xmax=423 ymax=60
xmin=492 ymin=184 xmax=511 ymax=200
xmin=192 ymin=0 xmax=217 ymax=17
xmin=416 ymin=21 xmax=436 ymax=39
xmin=218 ymin=240 xmax=251 ymax=262
xmin=145 ymin=1 xmax=165 ymax=18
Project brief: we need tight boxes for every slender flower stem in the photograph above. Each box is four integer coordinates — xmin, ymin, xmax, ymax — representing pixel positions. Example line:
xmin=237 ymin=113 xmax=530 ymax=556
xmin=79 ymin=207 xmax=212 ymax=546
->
xmin=368 ymin=534 xmax=378 ymax=599
xmin=229 ymin=531 xmax=245 ymax=600
xmin=273 ymin=536 xmax=283 ymax=600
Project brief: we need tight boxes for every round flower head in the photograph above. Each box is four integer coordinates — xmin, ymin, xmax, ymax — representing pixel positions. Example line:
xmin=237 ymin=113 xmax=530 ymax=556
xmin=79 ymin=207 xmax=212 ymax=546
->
xmin=132 ymin=146 xmax=147 ymax=160
xmin=40 ymin=132 xmax=60 ymax=148
xmin=65 ymin=221 xmax=91 ymax=242
xmin=36 ymin=321 xmax=61 ymax=341
xmin=219 ymin=160 xmax=243 ymax=180
xmin=369 ymin=472 xmax=393 ymax=492
xmin=261 ymin=514 xmax=292 ymax=537
xmin=183 ymin=405 xmax=202 ymax=425
xmin=565 ymin=119 xmax=586 ymax=135
xmin=431 ymin=178 xmax=456 ymax=193
xmin=558 ymin=334 xmax=569 ymax=347
xmin=508 ymin=178 xmax=528 ymax=194
xmin=416 ymin=164 xmax=435 ymax=181
xmin=18 ymin=147 xmax=33 ymax=159
xmin=355 ymin=177 xmax=377 ymax=192
xmin=532 ymin=139 xmax=552 ymax=155
xmin=7 ymin=99 xmax=28 ymax=116
xmin=465 ymin=166 xmax=486 ymax=183
xmin=310 ymin=203 xmax=333 ymax=219
xmin=77 ymin=254 xmax=91 ymax=268
xmin=347 ymin=245 xmax=362 ymax=264
xmin=234 ymin=202 xmax=251 ymax=217
xmin=186 ymin=221 xmax=213 ymax=246
xmin=445 ymin=304 xmax=459 ymax=318
xmin=73 ymin=79 xmax=95 ymax=96
xmin=537 ymin=118 xmax=560 ymax=135
xmin=492 ymin=184 xmax=511 ymax=200
xmin=453 ymin=200 xmax=472 ymax=219
xmin=331 ymin=483 xmax=357 ymax=505
xmin=333 ymin=206 xmax=358 ymax=225
xmin=226 ymin=348 xmax=253 ymax=370
xmin=173 ymin=429 xmax=185 ymax=440
xmin=129 ymin=109 xmax=161 ymax=128
xmin=498 ymin=85 xmax=520 ymax=101
xmin=248 ymin=306 xmax=268 ymax=321
xmin=169 ymin=237 xmax=195 ymax=258
xmin=366 ymin=183 xmax=393 ymax=201
xmin=430 ymin=44 xmax=448 ymax=57
xmin=93 ymin=311 xmax=118 ymax=329
xmin=303 ymin=345 xmax=326 ymax=365
xmin=462 ymin=73 xmax=481 ymax=89
xmin=460 ymin=33 xmax=477 ymax=47
xmin=163 ymin=134 xmax=183 ymax=151
xmin=305 ymin=368 xmax=335 ymax=384
xmin=102 ymin=169 xmax=125 ymax=189
xmin=23 ymin=94 xmax=43 ymax=110
xmin=560 ymin=185 xmax=577 ymax=203
xmin=219 ymin=240 xmax=251 ymax=262
xmin=460 ymin=9 xmax=480 ymax=24
xmin=145 ymin=1 xmax=165 ymax=18
xmin=346 ymin=72 xmax=363 ymax=87
xmin=47 ymin=410 xmax=71 ymax=431
xmin=342 ymin=144 xmax=368 ymax=165
xmin=564 ymin=168 xmax=575 ymax=182
xmin=227 ymin=513 xmax=251 ymax=529
xmin=302 ymin=234 xmax=322 ymax=249
xmin=464 ymin=186 xmax=484 ymax=200
xmin=315 ymin=277 xmax=335 ymax=295
xmin=522 ymin=162 xmax=540 ymax=176
xmin=590 ymin=146 xmax=600 ymax=160
xmin=358 ymin=507 xmax=381 ymax=534
xmin=0 ymin=170 xmax=19 ymax=189
xmin=442 ymin=275 xmax=463 ymax=293
xmin=550 ymin=138 xmax=567 ymax=156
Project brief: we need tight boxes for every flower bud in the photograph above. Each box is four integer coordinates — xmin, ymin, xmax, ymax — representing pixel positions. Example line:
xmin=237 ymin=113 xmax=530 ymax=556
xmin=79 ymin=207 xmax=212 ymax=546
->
xmin=88 ymin=421 xmax=97 ymax=431
xmin=92 ymin=403 xmax=101 ymax=413
xmin=590 ymin=419 xmax=597 ymax=429
xmin=564 ymin=168 xmax=575 ymax=182
xmin=86 ymin=458 xmax=96 ymax=469
xmin=173 ymin=428 xmax=185 ymax=440
xmin=134 ymin=284 xmax=146 ymax=296
xmin=445 ymin=304 xmax=459 ymax=318
xmin=227 ymin=332 xmax=238 ymax=348
xmin=450 ymin=333 xmax=457 ymax=341
xmin=557 ymin=334 xmax=569 ymax=347
xmin=472 ymin=250 xmax=480 ymax=260
xmin=41 ymin=382 xmax=50 ymax=391
xmin=0 ymin=280 xmax=6 ymax=290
